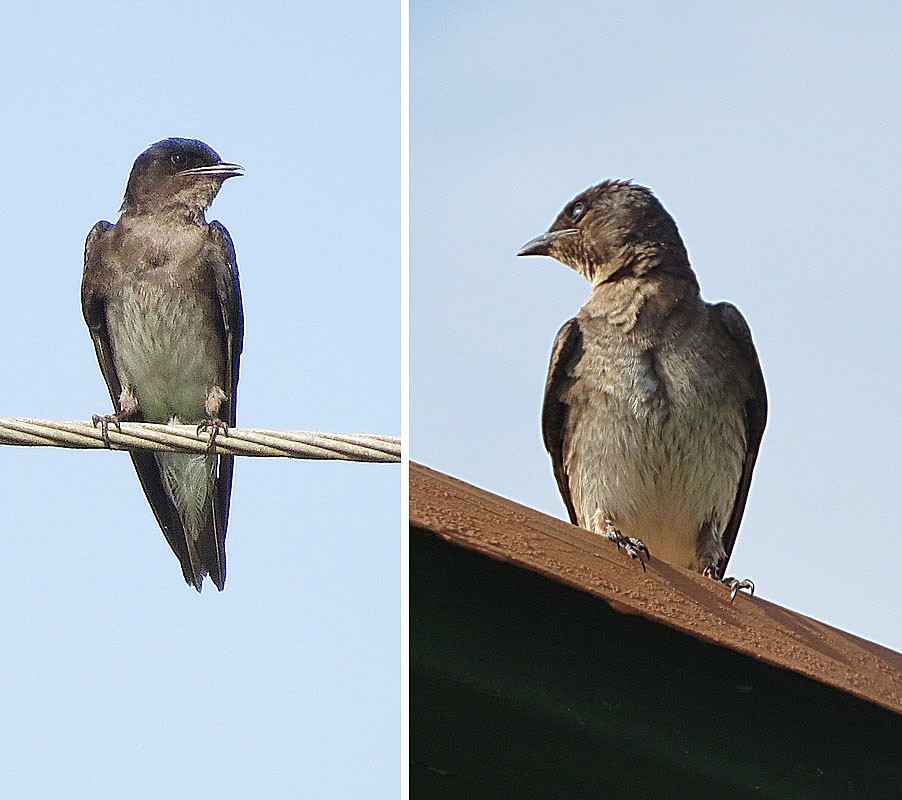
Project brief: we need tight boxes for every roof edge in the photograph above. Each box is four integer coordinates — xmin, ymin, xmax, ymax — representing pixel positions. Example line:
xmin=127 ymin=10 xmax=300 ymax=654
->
xmin=410 ymin=461 xmax=902 ymax=714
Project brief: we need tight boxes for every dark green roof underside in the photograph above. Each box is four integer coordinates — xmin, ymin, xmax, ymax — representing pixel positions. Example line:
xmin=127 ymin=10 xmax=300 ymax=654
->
xmin=411 ymin=527 xmax=901 ymax=800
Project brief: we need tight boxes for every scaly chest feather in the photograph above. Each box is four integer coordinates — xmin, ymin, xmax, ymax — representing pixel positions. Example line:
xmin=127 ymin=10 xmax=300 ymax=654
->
xmin=562 ymin=330 xmax=746 ymax=569
xmin=105 ymin=265 xmax=225 ymax=423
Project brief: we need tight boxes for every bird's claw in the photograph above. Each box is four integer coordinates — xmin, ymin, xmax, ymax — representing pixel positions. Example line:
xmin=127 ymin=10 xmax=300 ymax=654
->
xmin=590 ymin=513 xmax=650 ymax=571
xmin=612 ymin=534 xmax=650 ymax=571
xmin=196 ymin=418 xmax=229 ymax=452
xmin=91 ymin=413 xmax=122 ymax=449
xmin=705 ymin=565 xmax=755 ymax=602
xmin=724 ymin=577 xmax=755 ymax=602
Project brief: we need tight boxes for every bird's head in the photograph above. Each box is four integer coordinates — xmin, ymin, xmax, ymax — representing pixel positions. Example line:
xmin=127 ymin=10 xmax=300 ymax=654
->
xmin=517 ymin=180 xmax=690 ymax=284
xmin=121 ymin=138 xmax=244 ymax=217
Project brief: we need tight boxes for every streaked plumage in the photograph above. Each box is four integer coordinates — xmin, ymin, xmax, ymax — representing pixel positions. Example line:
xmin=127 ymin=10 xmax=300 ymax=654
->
xmin=82 ymin=138 xmax=244 ymax=590
xmin=519 ymin=180 xmax=766 ymax=583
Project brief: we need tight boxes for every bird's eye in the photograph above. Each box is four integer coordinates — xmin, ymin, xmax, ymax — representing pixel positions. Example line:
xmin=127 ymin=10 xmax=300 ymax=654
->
xmin=170 ymin=153 xmax=185 ymax=167
xmin=570 ymin=202 xmax=586 ymax=221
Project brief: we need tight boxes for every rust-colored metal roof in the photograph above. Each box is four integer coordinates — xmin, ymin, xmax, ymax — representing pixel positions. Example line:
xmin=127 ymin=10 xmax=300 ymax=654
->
xmin=410 ymin=461 xmax=901 ymax=714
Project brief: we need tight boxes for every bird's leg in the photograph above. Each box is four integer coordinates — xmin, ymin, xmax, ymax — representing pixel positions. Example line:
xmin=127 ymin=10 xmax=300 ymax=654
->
xmin=589 ymin=509 xmax=650 ymax=571
xmin=92 ymin=386 xmax=139 ymax=449
xmin=703 ymin=564 xmax=755 ymax=602
xmin=196 ymin=386 xmax=229 ymax=453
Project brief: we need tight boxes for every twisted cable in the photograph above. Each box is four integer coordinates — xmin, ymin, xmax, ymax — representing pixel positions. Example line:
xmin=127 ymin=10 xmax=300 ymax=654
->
xmin=0 ymin=417 xmax=400 ymax=463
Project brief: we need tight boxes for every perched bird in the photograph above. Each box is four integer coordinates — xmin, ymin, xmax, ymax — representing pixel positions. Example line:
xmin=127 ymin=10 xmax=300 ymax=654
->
xmin=81 ymin=138 xmax=244 ymax=591
xmin=518 ymin=180 xmax=766 ymax=594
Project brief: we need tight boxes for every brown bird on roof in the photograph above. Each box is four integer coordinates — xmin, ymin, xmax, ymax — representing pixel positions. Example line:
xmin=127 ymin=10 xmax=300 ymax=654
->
xmin=518 ymin=180 xmax=766 ymax=597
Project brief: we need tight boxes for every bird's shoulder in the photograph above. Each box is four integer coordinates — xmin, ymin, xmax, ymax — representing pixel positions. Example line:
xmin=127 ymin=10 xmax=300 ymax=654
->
xmin=709 ymin=299 xmax=768 ymax=425
xmin=85 ymin=219 xmax=114 ymax=249
xmin=83 ymin=220 xmax=115 ymax=272
xmin=711 ymin=301 xmax=765 ymax=381
xmin=546 ymin=317 xmax=584 ymax=378
xmin=711 ymin=301 xmax=755 ymax=351
xmin=205 ymin=220 xmax=238 ymax=266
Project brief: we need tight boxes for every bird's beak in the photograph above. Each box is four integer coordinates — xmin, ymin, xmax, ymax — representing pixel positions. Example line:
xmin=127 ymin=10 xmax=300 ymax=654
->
xmin=179 ymin=162 xmax=245 ymax=179
xmin=517 ymin=228 xmax=579 ymax=257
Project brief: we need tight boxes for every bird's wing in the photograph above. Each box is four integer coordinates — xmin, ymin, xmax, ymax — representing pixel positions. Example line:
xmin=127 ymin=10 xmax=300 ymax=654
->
xmin=198 ymin=221 xmax=244 ymax=590
xmin=209 ymin=221 xmax=244 ymax=427
xmin=81 ymin=222 xmax=121 ymax=408
xmin=82 ymin=221 xmax=197 ymax=586
xmin=714 ymin=302 xmax=768 ymax=575
xmin=542 ymin=317 xmax=584 ymax=525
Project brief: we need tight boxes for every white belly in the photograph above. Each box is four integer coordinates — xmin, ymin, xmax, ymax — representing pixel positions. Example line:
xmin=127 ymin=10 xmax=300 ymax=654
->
xmin=564 ymin=345 xmax=746 ymax=570
xmin=107 ymin=283 xmax=223 ymax=423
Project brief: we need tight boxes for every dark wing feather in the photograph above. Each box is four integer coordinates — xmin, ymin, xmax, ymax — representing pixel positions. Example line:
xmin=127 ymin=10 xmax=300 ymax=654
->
xmin=715 ymin=302 xmax=768 ymax=575
xmin=200 ymin=221 xmax=244 ymax=590
xmin=81 ymin=222 xmax=121 ymax=408
xmin=542 ymin=318 xmax=583 ymax=525
xmin=82 ymin=220 xmax=198 ymax=588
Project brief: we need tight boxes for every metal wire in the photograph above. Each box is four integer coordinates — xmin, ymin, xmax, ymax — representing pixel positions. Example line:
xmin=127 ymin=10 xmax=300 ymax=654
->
xmin=0 ymin=417 xmax=400 ymax=463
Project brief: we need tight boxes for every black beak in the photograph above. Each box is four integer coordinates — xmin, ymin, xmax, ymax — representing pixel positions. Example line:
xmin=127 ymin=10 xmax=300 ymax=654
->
xmin=179 ymin=162 xmax=245 ymax=179
xmin=516 ymin=228 xmax=579 ymax=257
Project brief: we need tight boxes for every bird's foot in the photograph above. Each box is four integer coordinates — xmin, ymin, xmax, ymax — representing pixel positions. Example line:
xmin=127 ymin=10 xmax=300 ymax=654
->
xmin=196 ymin=417 xmax=229 ymax=453
xmin=704 ymin=565 xmax=755 ymax=602
xmin=724 ymin=577 xmax=755 ymax=602
xmin=91 ymin=413 xmax=123 ymax=449
xmin=589 ymin=511 xmax=649 ymax=571
xmin=91 ymin=388 xmax=139 ymax=448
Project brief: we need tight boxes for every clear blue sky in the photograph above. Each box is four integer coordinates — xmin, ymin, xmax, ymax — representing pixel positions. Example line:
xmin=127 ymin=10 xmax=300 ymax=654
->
xmin=0 ymin=2 xmax=399 ymax=797
xmin=412 ymin=2 xmax=901 ymax=652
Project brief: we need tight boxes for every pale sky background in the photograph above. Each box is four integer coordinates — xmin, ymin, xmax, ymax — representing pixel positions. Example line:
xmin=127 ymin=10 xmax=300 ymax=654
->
xmin=0 ymin=3 xmax=399 ymax=797
xmin=412 ymin=2 xmax=901 ymax=653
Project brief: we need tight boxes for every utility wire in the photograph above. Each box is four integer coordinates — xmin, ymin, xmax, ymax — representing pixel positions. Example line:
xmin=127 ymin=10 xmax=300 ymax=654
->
xmin=0 ymin=418 xmax=400 ymax=463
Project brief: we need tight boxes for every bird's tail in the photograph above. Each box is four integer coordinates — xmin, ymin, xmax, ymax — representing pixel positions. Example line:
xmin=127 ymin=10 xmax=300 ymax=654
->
xmin=155 ymin=451 xmax=219 ymax=589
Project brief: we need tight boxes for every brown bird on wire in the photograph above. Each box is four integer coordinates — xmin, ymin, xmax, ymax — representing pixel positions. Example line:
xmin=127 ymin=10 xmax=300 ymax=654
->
xmin=82 ymin=138 xmax=244 ymax=591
